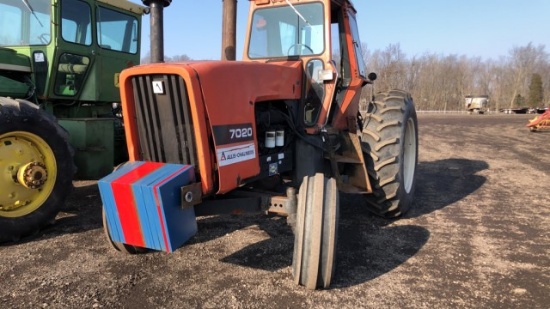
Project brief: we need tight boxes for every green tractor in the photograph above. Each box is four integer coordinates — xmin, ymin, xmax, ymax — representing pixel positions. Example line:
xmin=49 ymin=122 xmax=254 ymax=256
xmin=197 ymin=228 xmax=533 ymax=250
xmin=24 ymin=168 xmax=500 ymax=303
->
xmin=0 ymin=0 xmax=146 ymax=242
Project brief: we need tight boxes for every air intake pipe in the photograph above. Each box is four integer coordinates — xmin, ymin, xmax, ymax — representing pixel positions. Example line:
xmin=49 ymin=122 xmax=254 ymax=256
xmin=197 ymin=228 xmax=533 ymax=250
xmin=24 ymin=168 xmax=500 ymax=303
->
xmin=142 ymin=0 xmax=172 ymax=63
xmin=222 ymin=0 xmax=237 ymax=61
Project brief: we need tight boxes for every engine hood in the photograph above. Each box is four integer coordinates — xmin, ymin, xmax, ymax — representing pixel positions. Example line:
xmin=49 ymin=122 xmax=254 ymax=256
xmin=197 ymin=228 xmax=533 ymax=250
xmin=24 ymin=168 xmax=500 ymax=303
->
xmin=0 ymin=47 xmax=32 ymax=97
xmin=0 ymin=47 xmax=31 ymax=73
xmin=185 ymin=60 xmax=303 ymax=128
xmin=119 ymin=59 xmax=303 ymax=194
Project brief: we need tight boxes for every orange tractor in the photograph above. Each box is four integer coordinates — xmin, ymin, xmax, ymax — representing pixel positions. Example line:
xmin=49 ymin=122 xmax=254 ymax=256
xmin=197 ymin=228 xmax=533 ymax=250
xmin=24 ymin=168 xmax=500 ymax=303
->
xmin=100 ymin=0 xmax=418 ymax=290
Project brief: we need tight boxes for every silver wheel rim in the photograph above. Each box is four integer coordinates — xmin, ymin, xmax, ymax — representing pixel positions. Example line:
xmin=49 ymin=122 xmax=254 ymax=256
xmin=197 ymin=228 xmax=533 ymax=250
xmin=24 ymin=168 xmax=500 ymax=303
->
xmin=403 ymin=118 xmax=417 ymax=193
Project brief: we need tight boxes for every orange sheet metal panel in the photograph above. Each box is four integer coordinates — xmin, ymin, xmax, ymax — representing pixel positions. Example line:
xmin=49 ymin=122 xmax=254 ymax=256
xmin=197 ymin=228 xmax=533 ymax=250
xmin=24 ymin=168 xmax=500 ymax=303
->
xmin=187 ymin=61 xmax=302 ymax=193
xmin=119 ymin=60 xmax=302 ymax=195
xmin=119 ymin=63 xmax=215 ymax=195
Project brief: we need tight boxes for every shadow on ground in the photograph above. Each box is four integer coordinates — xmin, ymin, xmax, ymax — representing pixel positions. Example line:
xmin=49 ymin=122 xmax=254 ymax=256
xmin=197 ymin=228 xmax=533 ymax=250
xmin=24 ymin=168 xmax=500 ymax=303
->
xmin=218 ymin=158 xmax=488 ymax=287
xmin=2 ymin=157 xmax=488 ymax=289
xmin=408 ymin=158 xmax=489 ymax=218
xmin=334 ymin=224 xmax=430 ymax=288
xmin=217 ymin=215 xmax=294 ymax=271
xmin=1 ymin=182 xmax=104 ymax=246
xmin=326 ymin=158 xmax=487 ymax=287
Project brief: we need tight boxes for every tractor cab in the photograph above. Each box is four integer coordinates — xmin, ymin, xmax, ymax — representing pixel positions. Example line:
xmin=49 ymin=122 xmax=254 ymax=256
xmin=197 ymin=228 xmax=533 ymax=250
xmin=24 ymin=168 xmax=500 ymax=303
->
xmin=244 ymin=0 xmax=369 ymax=131
xmin=0 ymin=0 xmax=147 ymax=244
xmin=0 ymin=0 xmax=144 ymax=116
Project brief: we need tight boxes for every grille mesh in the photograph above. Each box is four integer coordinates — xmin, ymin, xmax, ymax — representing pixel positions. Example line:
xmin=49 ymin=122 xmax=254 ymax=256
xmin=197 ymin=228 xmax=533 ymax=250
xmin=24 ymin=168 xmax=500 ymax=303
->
xmin=131 ymin=74 xmax=197 ymax=169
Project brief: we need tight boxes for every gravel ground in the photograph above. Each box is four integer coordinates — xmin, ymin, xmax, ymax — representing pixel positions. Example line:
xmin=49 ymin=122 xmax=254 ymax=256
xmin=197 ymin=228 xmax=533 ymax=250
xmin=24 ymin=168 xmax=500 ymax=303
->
xmin=1 ymin=113 xmax=548 ymax=308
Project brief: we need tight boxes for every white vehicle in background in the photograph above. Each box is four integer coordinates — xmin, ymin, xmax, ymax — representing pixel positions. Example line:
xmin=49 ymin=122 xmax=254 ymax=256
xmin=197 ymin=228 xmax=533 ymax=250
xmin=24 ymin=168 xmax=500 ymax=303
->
xmin=465 ymin=95 xmax=489 ymax=114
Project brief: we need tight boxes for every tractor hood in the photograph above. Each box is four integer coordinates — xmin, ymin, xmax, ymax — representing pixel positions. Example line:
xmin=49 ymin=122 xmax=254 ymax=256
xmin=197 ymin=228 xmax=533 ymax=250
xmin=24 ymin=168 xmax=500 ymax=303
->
xmin=119 ymin=60 xmax=303 ymax=194
xmin=0 ymin=47 xmax=32 ymax=97
xmin=184 ymin=60 xmax=303 ymax=129
xmin=177 ymin=60 xmax=304 ymax=193
xmin=0 ymin=47 xmax=31 ymax=74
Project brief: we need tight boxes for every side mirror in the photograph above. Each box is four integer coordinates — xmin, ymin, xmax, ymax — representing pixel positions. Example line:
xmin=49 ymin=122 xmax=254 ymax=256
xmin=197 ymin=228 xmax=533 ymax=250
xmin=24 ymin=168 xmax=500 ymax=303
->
xmin=368 ymin=72 xmax=377 ymax=82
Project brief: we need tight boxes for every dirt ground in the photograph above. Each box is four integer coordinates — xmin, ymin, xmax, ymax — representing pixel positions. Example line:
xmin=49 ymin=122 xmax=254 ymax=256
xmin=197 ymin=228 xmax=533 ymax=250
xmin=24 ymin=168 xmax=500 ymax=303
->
xmin=1 ymin=113 xmax=548 ymax=309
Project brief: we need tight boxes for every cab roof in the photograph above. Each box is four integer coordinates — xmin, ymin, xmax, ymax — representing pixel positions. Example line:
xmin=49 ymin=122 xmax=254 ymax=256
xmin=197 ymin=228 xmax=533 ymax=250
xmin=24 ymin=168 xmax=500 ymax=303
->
xmin=97 ymin=0 xmax=147 ymax=15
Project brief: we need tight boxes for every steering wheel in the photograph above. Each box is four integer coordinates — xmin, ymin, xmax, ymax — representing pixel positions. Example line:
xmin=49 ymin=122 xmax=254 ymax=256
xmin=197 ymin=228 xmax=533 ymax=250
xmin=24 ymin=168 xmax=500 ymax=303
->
xmin=287 ymin=43 xmax=314 ymax=56
xmin=38 ymin=33 xmax=51 ymax=44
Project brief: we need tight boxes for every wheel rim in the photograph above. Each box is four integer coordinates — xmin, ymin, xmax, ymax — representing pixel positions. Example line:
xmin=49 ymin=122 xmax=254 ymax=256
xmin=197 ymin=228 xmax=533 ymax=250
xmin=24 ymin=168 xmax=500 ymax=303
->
xmin=403 ymin=118 xmax=417 ymax=193
xmin=0 ymin=131 xmax=57 ymax=218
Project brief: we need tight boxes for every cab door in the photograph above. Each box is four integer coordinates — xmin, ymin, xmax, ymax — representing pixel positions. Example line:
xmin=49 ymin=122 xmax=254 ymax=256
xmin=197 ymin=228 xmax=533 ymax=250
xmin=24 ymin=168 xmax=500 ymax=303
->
xmin=51 ymin=0 xmax=94 ymax=101
xmin=94 ymin=3 xmax=140 ymax=103
xmin=329 ymin=4 xmax=368 ymax=130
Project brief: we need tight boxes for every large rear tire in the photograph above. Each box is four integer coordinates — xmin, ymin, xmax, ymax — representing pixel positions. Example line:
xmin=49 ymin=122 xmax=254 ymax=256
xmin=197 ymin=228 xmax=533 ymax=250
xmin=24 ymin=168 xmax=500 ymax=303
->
xmin=0 ymin=97 xmax=75 ymax=242
xmin=292 ymin=174 xmax=339 ymax=290
xmin=361 ymin=90 xmax=418 ymax=218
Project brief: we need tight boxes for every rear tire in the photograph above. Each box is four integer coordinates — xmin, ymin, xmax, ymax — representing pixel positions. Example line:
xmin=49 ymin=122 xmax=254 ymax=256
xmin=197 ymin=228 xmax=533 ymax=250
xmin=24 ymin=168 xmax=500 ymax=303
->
xmin=361 ymin=90 xmax=418 ymax=218
xmin=292 ymin=174 xmax=339 ymax=290
xmin=0 ymin=98 xmax=74 ymax=242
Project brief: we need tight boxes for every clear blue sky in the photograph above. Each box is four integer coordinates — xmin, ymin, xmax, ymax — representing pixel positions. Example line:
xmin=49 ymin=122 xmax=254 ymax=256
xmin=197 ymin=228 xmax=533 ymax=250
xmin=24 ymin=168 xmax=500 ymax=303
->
xmin=130 ymin=0 xmax=550 ymax=61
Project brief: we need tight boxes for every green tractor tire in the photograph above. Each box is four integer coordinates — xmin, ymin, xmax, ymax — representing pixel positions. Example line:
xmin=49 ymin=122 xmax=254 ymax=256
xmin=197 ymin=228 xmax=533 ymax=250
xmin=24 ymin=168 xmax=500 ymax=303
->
xmin=0 ymin=97 xmax=75 ymax=242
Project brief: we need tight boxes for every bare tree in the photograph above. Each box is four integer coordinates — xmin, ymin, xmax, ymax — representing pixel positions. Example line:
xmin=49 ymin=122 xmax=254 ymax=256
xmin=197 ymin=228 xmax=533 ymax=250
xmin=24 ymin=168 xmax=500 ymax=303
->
xmin=140 ymin=42 xmax=550 ymax=112
xmin=506 ymin=43 xmax=548 ymax=108
xmin=363 ymin=42 xmax=549 ymax=112
xmin=166 ymin=54 xmax=192 ymax=62
xmin=141 ymin=51 xmax=192 ymax=64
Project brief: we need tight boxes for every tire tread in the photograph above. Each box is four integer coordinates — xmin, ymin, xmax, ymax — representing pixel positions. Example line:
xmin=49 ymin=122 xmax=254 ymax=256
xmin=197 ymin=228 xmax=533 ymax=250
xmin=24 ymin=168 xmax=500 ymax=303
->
xmin=361 ymin=90 xmax=418 ymax=218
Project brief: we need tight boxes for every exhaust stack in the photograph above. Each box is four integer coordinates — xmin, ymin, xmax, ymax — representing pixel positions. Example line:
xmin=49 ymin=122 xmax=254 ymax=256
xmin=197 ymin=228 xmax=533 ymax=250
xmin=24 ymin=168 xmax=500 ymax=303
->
xmin=222 ymin=0 xmax=237 ymax=61
xmin=142 ymin=0 xmax=172 ymax=63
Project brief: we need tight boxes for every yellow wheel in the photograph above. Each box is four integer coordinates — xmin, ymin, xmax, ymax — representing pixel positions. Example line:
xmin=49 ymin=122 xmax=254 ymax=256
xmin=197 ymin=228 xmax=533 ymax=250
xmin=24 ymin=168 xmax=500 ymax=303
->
xmin=0 ymin=98 xmax=74 ymax=242
xmin=0 ymin=131 xmax=56 ymax=217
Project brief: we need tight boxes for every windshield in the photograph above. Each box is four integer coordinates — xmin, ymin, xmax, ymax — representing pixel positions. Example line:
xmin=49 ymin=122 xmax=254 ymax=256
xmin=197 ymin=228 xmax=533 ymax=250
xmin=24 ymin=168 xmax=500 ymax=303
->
xmin=248 ymin=3 xmax=324 ymax=59
xmin=0 ymin=0 xmax=51 ymax=46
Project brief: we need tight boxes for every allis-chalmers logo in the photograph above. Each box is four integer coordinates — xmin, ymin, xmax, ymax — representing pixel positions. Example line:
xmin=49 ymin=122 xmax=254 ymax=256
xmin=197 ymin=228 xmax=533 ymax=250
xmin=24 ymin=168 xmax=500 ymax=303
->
xmin=152 ymin=80 xmax=164 ymax=94
xmin=216 ymin=143 xmax=256 ymax=167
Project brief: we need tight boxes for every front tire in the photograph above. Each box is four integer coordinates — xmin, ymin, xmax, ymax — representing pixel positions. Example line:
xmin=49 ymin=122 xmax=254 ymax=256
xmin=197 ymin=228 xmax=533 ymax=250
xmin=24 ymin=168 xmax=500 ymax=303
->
xmin=292 ymin=174 xmax=339 ymax=290
xmin=0 ymin=97 xmax=75 ymax=242
xmin=102 ymin=207 xmax=147 ymax=254
xmin=361 ymin=90 xmax=418 ymax=218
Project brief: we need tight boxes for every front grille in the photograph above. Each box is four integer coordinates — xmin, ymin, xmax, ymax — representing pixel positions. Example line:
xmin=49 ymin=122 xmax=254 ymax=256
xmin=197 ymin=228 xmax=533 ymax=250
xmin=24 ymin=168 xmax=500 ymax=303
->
xmin=131 ymin=74 xmax=198 ymax=169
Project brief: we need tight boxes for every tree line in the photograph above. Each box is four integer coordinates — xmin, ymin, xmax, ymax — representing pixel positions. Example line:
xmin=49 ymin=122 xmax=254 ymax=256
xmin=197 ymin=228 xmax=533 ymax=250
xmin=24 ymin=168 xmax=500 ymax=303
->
xmin=142 ymin=42 xmax=549 ymax=112
xmin=362 ymin=42 xmax=549 ymax=112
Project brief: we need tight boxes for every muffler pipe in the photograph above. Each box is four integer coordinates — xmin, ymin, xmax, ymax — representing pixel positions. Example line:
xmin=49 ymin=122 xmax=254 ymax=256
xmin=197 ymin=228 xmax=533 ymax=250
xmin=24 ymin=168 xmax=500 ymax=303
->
xmin=222 ymin=0 xmax=237 ymax=60
xmin=142 ymin=0 xmax=172 ymax=63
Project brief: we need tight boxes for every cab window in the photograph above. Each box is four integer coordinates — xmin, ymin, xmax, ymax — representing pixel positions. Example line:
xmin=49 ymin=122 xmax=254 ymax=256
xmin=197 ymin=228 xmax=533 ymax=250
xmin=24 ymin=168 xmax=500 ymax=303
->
xmin=61 ymin=0 xmax=92 ymax=45
xmin=348 ymin=13 xmax=366 ymax=78
xmin=0 ymin=0 xmax=51 ymax=46
xmin=249 ymin=3 xmax=324 ymax=58
xmin=97 ymin=7 xmax=139 ymax=54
